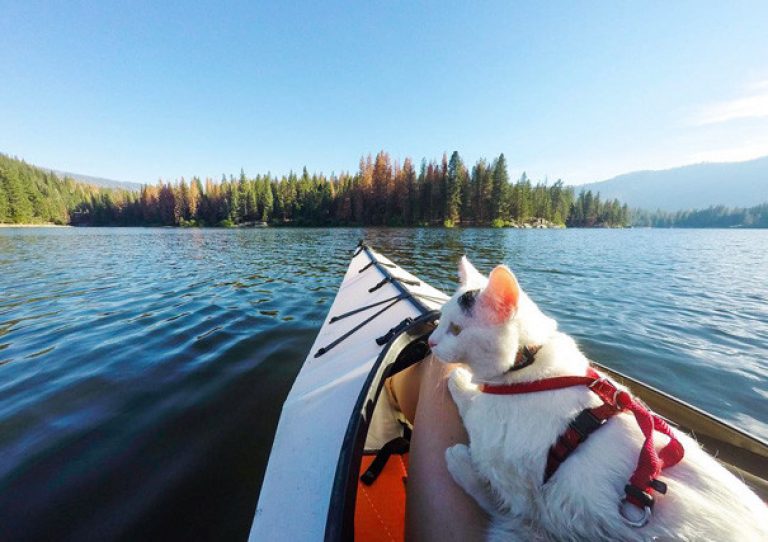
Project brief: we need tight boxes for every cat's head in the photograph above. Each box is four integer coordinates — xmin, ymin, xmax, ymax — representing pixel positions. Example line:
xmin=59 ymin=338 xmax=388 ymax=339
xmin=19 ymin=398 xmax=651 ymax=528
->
xmin=429 ymin=256 xmax=557 ymax=381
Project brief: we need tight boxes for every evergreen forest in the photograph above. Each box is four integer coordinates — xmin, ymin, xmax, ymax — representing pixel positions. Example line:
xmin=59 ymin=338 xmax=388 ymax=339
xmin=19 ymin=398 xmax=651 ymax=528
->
xmin=1 ymin=152 xmax=633 ymax=228
xmin=0 ymin=154 xmax=100 ymax=225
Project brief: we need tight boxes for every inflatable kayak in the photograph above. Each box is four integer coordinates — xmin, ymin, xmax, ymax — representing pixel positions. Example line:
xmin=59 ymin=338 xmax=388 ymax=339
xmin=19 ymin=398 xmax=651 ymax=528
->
xmin=249 ymin=242 xmax=768 ymax=541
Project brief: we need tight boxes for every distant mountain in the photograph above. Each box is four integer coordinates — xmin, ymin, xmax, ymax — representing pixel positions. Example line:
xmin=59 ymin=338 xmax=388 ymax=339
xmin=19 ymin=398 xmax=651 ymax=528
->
xmin=578 ymin=156 xmax=768 ymax=211
xmin=48 ymin=169 xmax=140 ymax=191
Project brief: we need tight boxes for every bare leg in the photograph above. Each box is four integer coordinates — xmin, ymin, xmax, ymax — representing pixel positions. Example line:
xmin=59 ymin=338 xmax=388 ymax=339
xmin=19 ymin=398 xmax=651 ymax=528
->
xmin=403 ymin=356 xmax=488 ymax=542
xmin=387 ymin=360 xmax=423 ymax=424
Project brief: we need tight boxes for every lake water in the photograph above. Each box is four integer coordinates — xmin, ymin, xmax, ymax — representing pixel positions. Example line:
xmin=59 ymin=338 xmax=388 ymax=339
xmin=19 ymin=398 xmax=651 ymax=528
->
xmin=1 ymin=227 xmax=766 ymax=540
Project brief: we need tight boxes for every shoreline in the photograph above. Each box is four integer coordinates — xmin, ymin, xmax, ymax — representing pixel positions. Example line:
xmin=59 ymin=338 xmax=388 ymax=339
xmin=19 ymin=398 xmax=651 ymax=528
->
xmin=0 ymin=223 xmax=72 ymax=228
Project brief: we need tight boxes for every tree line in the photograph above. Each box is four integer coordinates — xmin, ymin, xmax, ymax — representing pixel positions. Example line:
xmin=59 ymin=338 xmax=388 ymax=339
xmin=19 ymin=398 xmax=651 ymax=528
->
xmin=1 ymin=151 xmax=631 ymax=227
xmin=0 ymin=153 xmax=99 ymax=224
xmin=632 ymin=204 xmax=768 ymax=228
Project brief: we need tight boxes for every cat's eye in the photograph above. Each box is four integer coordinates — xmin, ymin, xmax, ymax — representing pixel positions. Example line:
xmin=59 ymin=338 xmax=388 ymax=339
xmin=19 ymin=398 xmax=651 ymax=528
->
xmin=448 ymin=322 xmax=462 ymax=336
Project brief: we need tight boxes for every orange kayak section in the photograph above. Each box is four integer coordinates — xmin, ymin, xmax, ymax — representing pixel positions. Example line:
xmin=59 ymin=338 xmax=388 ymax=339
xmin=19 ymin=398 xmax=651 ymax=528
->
xmin=355 ymin=453 xmax=409 ymax=542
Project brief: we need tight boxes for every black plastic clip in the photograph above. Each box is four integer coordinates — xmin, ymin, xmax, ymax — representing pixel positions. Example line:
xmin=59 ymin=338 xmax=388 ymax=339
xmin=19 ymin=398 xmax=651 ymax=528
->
xmin=376 ymin=317 xmax=414 ymax=345
xmin=569 ymin=409 xmax=606 ymax=440
xmin=624 ymin=484 xmax=655 ymax=509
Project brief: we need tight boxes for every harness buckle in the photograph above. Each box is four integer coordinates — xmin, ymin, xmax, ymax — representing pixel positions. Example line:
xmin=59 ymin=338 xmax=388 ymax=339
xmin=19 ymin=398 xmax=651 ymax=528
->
xmin=621 ymin=484 xmax=655 ymax=527
xmin=624 ymin=483 xmax=655 ymax=509
xmin=569 ymin=408 xmax=605 ymax=440
xmin=588 ymin=377 xmax=612 ymax=397
xmin=588 ymin=377 xmax=625 ymax=408
xmin=588 ymin=377 xmax=609 ymax=391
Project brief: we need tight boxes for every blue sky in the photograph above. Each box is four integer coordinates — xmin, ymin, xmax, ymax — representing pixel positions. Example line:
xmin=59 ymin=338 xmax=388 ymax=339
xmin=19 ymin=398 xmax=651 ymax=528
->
xmin=2 ymin=1 xmax=767 ymax=185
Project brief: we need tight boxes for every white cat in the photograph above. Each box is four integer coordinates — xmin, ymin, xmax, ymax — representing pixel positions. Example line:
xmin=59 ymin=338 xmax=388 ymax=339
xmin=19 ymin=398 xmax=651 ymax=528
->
xmin=428 ymin=256 xmax=768 ymax=541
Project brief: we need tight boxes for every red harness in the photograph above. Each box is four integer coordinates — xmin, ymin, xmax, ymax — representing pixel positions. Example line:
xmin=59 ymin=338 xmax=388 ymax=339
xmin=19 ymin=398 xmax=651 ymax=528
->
xmin=479 ymin=366 xmax=685 ymax=517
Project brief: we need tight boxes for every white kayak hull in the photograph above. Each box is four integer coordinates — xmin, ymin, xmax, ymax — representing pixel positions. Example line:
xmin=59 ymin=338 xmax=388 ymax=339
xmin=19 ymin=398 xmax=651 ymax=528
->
xmin=249 ymin=244 xmax=446 ymax=541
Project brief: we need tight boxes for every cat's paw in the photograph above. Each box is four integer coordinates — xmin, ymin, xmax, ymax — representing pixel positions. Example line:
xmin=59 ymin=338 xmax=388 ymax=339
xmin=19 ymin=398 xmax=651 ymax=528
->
xmin=448 ymin=366 xmax=473 ymax=392
xmin=445 ymin=444 xmax=474 ymax=483
xmin=445 ymin=444 xmax=497 ymax=514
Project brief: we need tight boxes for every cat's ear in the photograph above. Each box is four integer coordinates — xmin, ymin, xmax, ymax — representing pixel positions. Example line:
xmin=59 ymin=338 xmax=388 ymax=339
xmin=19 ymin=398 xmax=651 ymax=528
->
xmin=458 ymin=256 xmax=482 ymax=286
xmin=479 ymin=265 xmax=520 ymax=322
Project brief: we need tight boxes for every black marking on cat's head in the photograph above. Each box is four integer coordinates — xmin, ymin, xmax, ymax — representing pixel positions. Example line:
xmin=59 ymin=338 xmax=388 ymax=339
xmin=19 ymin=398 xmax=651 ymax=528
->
xmin=458 ymin=289 xmax=480 ymax=314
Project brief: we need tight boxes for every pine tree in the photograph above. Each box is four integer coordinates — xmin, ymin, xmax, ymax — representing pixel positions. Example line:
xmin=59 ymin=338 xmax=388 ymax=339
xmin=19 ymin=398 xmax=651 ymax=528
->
xmin=417 ymin=159 xmax=428 ymax=225
xmin=226 ymin=171 xmax=241 ymax=223
xmin=515 ymin=172 xmax=531 ymax=222
xmin=2 ymin=165 xmax=34 ymax=223
xmin=237 ymin=170 xmax=250 ymax=221
xmin=459 ymin=161 xmax=471 ymax=222
xmin=158 ymin=183 xmax=177 ymax=225
xmin=0 ymin=176 xmax=9 ymax=222
xmin=177 ymin=178 xmax=191 ymax=221
xmin=259 ymin=177 xmax=273 ymax=222
xmin=472 ymin=159 xmax=491 ymax=224
xmin=445 ymin=151 xmax=464 ymax=225
xmin=490 ymin=154 xmax=509 ymax=222
xmin=371 ymin=152 xmax=392 ymax=225
xmin=190 ymin=177 xmax=202 ymax=220
xmin=402 ymin=158 xmax=417 ymax=226
xmin=424 ymin=162 xmax=438 ymax=223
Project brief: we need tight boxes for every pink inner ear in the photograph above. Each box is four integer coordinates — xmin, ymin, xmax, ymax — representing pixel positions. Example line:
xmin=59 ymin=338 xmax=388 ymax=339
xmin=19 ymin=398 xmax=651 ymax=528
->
xmin=479 ymin=266 xmax=519 ymax=322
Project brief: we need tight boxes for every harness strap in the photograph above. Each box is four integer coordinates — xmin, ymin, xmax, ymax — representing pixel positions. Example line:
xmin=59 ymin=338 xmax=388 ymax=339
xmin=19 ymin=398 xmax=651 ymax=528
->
xmin=544 ymin=402 xmax=617 ymax=482
xmin=478 ymin=373 xmax=595 ymax=394
xmin=620 ymin=395 xmax=684 ymax=509
xmin=479 ymin=365 xmax=685 ymax=526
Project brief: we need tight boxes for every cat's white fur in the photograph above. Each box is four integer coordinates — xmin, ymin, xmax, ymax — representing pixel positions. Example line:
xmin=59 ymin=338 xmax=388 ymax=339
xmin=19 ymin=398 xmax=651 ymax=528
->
xmin=429 ymin=256 xmax=768 ymax=541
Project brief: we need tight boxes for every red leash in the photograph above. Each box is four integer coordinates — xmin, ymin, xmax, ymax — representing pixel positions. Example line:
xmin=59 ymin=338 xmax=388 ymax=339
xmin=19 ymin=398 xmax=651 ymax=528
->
xmin=480 ymin=366 xmax=685 ymax=525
